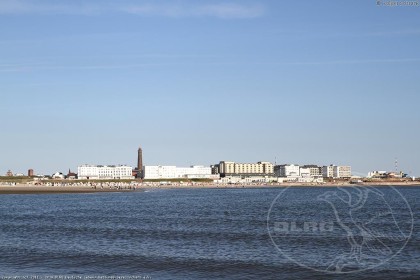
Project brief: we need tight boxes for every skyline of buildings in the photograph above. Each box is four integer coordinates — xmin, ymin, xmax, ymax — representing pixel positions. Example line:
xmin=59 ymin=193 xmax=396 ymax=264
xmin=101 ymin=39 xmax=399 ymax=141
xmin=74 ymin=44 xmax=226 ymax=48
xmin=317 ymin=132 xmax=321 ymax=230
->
xmin=74 ymin=161 xmax=353 ymax=182
xmin=0 ymin=146 xmax=382 ymax=181
xmin=1 ymin=146 xmax=415 ymax=180
xmin=2 ymin=165 xmax=412 ymax=181
xmin=2 ymin=145 xmax=414 ymax=178
xmin=4 ymin=164 xmax=413 ymax=180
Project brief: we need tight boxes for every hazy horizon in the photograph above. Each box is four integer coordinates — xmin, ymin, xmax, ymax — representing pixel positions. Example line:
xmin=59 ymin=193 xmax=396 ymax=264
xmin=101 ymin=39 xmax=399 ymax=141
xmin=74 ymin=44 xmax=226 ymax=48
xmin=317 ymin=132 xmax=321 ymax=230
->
xmin=1 ymin=0 xmax=419 ymax=176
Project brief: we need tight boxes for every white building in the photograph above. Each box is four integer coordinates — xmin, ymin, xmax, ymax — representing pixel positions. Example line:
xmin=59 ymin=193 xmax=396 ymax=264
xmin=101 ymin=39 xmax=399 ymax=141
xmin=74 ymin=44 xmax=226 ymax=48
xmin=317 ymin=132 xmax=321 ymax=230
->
xmin=367 ymin=171 xmax=388 ymax=178
xmin=176 ymin=166 xmax=213 ymax=179
xmin=51 ymin=172 xmax=65 ymax=179
xmin=78 ymin=165 xmax=134 ymax=180
xmin=322 ymin=165 xmax=352 ymax=178
xmin=334 ymin=166 xmax=352 ymax=178
xmin=143 ymin=166 xmax=176 ymax=179
xmin=274 ymin=164 xmax=300 ymax=178
xmin=301 ymin=165 xmax=322 ymax=177
xmin=143 ymin=165 xmax=213 ymax=179
xmin=322 ymin=165 xmax=335 ymax=178
xmin=299 ymin=167 xmax=311 ymax=178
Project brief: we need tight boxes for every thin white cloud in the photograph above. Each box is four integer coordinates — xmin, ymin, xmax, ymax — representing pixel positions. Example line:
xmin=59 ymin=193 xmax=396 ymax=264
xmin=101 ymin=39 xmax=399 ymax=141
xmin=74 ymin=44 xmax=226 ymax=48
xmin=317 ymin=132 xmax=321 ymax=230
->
xmin=2 ymin=57 xmax=420 ymax=73
xmin=0 ymin=0 xmax=265 ymax=18
xmin=0 ymin=63 xmax=166 ymax=72
xmin=274 ymin=58 xmax=420 ymax=66
xmin=0 ymin=0 xmax=104 ymax=15
xmin=122 ymin=3 xmax=264 ymax=18
xmin=366 ymin=29 xmax=420 ymax=36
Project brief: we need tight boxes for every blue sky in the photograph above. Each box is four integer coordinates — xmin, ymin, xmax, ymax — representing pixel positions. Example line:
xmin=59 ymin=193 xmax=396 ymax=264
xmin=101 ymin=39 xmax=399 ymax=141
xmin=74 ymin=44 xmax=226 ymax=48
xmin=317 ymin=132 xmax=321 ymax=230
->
xmin=1 ymin=0 xmax=419 ymax=176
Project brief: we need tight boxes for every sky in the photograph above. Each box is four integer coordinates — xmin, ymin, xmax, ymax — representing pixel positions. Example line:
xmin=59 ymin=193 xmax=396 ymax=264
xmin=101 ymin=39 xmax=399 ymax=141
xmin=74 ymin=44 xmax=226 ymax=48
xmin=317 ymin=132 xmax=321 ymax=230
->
xmin=1 ymin=0 xmax=419 ymax=176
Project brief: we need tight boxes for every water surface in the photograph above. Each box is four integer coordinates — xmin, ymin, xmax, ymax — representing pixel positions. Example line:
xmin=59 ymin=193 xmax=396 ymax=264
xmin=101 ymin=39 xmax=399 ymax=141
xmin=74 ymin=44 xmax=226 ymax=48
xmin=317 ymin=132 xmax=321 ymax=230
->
xmin=0 ymin=187 xmax=419 ymax=279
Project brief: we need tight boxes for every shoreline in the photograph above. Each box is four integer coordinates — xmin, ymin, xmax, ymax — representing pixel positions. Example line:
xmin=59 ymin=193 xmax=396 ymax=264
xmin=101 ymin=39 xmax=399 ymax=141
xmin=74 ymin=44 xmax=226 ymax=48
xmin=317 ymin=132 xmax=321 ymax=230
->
xmin=151 ymin=182 xmax=420 ymax=189
xmin=0 ymin=182 xmax=419 ymax=195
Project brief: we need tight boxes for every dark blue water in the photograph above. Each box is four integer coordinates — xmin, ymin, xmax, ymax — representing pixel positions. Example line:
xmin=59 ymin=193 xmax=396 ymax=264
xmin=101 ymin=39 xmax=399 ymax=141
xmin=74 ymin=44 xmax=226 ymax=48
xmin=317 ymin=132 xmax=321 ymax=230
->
xmin=0 ymin=187 xmax=419 ymax=279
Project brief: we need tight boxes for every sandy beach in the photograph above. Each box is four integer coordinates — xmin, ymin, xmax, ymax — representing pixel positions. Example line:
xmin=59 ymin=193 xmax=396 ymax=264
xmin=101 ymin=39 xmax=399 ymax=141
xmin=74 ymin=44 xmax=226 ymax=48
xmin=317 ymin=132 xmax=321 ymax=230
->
xmin=1 ymin=181 xmax=419 ymax=194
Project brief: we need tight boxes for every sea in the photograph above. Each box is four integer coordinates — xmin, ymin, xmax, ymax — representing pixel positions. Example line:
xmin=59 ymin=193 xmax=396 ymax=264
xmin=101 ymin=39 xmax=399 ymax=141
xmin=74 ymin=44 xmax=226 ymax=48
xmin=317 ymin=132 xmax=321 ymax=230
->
xmin=0 ymin=186 xmax=419 ymax=279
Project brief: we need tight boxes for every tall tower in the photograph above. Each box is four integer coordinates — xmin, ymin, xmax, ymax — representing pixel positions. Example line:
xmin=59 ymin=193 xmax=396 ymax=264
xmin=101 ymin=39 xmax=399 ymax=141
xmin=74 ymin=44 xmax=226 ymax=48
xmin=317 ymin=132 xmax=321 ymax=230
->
xmin=395 ymin=157 xmax=398 ymax=173
xmin=137 ymin=147 xmax=143 ymax=178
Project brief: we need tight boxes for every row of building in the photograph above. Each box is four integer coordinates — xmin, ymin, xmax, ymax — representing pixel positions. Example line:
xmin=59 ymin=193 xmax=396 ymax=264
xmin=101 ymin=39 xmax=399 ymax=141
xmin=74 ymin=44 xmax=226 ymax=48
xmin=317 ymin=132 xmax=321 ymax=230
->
xmin=5 ymin=148 xmax=353 ymax=182
xmin=213 ymin=161 xmax=351 ymax=179
xmin=367 ymin=170 xmax=409 ymax=179
xmin=77 ymin=164 xmax=218 ymax=180
xmin=213 ymin=161 xmax=351 ymax=183
xmin=74 ymin=161 xmax=351 ymax=182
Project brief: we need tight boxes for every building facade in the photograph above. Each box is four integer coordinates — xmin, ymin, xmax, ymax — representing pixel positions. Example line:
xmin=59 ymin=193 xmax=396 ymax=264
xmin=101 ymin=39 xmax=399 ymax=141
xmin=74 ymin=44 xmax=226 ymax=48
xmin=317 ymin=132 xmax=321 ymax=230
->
xmin=176 ymin=166 xmax=213 ymax=179
xmin=211 ymin=164 xmax=220 ymax=175
xmin=322 ymin=165 xmax=335 ymax=178
xmin=274 ymin=164 xmax=300 ymax=177
xmin=334 ymin=166 xmax=352 ymax=178
xmin=78 ymin=164 xmax=134 ymax=180
xmin=218 ymin=161 xmax=274 ymax=177
xmin=143 ymin=166 xmax=176 ymax=179
xmin=143 ymin=165 xmax=213 ymax=179
xmin=299 ymin=167 xmax=311 ymax=178
xmin=367 ymin=171 xmax=387 ymax=178
xmin=301 ymin=165 xmax=322 ymax=177
xmin=322 ymin=165 xmax=352 ymax=178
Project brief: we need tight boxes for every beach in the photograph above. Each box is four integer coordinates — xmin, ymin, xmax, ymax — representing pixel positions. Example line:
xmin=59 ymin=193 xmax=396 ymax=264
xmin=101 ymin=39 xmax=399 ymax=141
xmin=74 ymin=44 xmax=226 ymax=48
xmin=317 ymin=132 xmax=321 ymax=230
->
xmin=1 ymin=181 xmax=419 ymax=194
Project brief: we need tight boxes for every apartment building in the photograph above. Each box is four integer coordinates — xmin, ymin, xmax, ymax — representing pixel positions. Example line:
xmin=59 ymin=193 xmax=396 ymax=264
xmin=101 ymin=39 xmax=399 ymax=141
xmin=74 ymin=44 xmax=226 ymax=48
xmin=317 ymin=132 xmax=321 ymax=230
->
xmin=78 ymin=164 xmax=134 ymax=180
xmin=218 ymin=161 xmax=274 ymax=177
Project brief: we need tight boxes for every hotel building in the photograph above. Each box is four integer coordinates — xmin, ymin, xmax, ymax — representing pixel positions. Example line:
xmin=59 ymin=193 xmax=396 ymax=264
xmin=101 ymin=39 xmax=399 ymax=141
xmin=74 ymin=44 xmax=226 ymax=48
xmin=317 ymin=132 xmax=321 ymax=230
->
xmin=322 ymin=165 xmax=352 ymax=179
xmin=322 ymin=165 xmax=335 ymax=178
xmin=301 ymin=165 xmax=322 ymax=177
xmin=274 ymin=164 xmax=300 ymax=178
xmin=143 ymin=165 xmax=213 ymax=179
xmin=334 ymin=165 xmax=352 ymax=178
xmin=78 ymin=164 xmax=134 ymax=180
xmin=217 ymin=161 xmax=274 ymax=177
